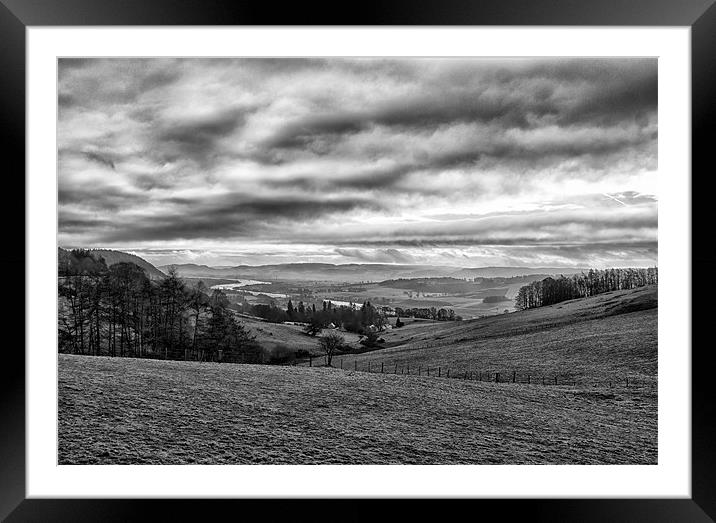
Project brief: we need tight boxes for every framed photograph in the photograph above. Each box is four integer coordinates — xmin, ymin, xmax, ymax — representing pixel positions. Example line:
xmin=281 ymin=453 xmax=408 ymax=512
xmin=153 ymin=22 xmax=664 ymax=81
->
xmin=5 ymin=0 xmax=715 ymax=520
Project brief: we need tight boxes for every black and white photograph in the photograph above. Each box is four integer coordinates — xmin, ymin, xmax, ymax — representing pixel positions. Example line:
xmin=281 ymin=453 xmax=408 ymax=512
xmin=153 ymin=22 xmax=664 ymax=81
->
xmin=57 ymin=57 xmax=658 ymax=465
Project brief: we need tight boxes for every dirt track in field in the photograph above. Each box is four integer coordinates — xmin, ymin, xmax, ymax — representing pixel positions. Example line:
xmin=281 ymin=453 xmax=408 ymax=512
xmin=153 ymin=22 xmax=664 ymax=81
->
xmin=59 ymin=354 xmax=656 ymax=465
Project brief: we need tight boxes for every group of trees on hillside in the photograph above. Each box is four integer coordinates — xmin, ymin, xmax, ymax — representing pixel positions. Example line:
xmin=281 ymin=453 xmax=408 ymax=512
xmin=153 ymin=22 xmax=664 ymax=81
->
xmin=58 ymin=249 xmax=261 ymax=362
xmin=394 ymin=306 xmax=460 ymax=321
xmin=239 ymin=299 xmax=391 ymax=334
xmin=514 ymin=267 xmax=658 ymax=310
xmin=237 ymin=296 xmax=461 ymax=335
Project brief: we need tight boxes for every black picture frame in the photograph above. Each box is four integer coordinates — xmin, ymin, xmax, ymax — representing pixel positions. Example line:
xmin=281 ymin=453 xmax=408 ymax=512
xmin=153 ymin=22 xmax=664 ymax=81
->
xmin=3 ymin=1 xmax=714 ymax=520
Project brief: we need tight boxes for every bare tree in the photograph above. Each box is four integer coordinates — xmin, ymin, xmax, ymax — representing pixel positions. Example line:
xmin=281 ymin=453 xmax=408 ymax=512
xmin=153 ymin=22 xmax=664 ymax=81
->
xmin=374 ymin=313 xmax=387 ymax=331
xmin=318 ymin=331 xmax=344 ymax=366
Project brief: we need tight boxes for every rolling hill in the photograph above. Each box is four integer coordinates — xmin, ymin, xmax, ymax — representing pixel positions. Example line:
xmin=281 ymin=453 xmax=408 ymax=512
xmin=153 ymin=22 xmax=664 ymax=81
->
xmin=59 ymin=247 xmax=166 ymax=280
xmin=332 ymin=285 xmax=658 ymax=387
xmin=236 ymin=314 xmax=363 ymax=356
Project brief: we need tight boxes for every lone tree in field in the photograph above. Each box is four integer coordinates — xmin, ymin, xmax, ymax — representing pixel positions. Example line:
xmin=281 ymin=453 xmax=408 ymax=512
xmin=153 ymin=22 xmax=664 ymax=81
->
xmin=318 ymin=331 xmax=344 ymax=366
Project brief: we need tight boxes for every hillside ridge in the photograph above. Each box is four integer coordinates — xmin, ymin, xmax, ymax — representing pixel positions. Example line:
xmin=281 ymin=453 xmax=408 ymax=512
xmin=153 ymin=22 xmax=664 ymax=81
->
xmin=59 ymin=247 xmax=166 ymax=280
xmin=334 ymin=285 xmax=658 ymax=386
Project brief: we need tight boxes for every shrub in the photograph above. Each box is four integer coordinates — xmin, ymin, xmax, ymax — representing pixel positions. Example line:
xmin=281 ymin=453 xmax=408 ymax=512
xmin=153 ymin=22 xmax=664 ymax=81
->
xmin=265 ymin=343 xmax=296 ymax=365
xmin=359 ymin=331 xmax=385 ymax=349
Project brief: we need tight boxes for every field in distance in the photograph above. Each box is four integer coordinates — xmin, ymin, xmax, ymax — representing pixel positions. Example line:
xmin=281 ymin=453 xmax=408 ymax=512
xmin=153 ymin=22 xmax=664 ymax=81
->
xmin=58 ymin=354 xmax=656 ymax=465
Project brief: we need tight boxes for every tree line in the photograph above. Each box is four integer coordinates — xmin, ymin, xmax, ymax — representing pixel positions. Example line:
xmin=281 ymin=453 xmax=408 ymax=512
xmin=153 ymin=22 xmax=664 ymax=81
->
xmin=514 ymin=267 xmax=658 ymax=310
xmin=237 ymin=298 xmax=461 ymax=332
xmin=58 ymin=249 xmax=262 ymax=362
xmin=238 ymin=299 xmax=391 ymax=334
xmin=394 ymin=306 xmax=460 ymax=321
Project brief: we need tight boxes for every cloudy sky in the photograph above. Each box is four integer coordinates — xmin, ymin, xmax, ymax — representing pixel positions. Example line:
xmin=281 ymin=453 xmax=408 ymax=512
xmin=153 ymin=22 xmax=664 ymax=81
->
xmin=58 ymin=58 xmax=657 ymax=268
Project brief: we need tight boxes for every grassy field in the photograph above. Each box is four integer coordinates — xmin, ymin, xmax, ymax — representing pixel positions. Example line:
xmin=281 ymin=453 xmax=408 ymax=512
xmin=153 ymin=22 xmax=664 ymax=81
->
xmin=307 ymin=282 xmax=519 ymax=318
xmin=58 ymin=354 xmax=656 ymax=464
xmin=238 ymin=316 xmax=363 ymax=356
xmin=331 ymin=286 xmax=657 ymax=387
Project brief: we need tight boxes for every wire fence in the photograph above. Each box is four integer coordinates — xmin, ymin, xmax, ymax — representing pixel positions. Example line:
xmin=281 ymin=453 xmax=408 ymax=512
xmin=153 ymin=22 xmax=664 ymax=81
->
xmin=299 ymin=354 xmax=656 ymax=391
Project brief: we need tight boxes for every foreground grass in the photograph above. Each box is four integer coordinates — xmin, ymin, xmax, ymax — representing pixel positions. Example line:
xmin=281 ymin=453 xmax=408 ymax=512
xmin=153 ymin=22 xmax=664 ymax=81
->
xmin=59 ymin=354 xmax=656 ymax=465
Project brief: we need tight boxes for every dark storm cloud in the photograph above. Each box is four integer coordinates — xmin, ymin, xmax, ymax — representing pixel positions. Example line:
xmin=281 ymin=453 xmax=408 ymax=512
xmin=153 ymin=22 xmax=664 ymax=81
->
xmin=276 ymin=163 xmax=414 ymax=191
xmin=525 ymin=59 xmax=657 ymax=121
xmin=58 ymin=185 xmax=150 ymax=211
xmin=262 ymin=95 xmax=536 ymax=151
xmin=138 ymin=68 xmax=181 ymax=93
xmin=58 ymin=58 xmax=182 ymax=109
xmin=265 ymin=112 xmax=368 ymax=149
xmin=158 ymin=112 xmax=244 ymax=146
xmin=82 ymin=151 xmax=116 ymax=170
xmin=58 ymin=93 xmax=75 ymax=109
xmin=155 ymin=108 xmax=249 ymax=165
xmin=94 ymin=194 xmax=384 ymax=243
xmin=59 ymin=147 xmax=119 ymax=170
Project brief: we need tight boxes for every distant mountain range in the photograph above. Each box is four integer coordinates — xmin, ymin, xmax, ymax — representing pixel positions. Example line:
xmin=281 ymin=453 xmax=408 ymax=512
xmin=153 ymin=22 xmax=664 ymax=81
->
xmin=59 ymin=247 xmax=586 ymax=283
xmin=59 ymin=248 xmax=166 ymax=280
xmin=159 ymin=262 xmax=586 ymax=283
